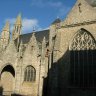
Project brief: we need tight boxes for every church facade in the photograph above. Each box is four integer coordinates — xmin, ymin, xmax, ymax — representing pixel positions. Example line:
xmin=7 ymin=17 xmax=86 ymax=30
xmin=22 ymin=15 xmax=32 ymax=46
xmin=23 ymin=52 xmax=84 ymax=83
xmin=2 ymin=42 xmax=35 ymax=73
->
xmin=0 ymin=0 xmax=96 ymax=96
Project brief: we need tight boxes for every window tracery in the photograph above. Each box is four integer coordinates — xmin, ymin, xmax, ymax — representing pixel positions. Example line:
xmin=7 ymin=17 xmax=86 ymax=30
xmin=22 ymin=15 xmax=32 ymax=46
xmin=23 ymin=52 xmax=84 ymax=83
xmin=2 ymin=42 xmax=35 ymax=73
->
xmin=69 ymin=29 xmax=96 ymax=88
xmin=69 ymin=29 xmax=96 ymax=50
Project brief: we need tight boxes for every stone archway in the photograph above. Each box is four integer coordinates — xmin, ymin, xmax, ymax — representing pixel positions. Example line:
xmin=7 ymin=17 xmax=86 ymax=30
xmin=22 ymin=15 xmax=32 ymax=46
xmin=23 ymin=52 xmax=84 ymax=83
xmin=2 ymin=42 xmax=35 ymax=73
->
xmin=0 ymin=65 xmax=15 ymax=95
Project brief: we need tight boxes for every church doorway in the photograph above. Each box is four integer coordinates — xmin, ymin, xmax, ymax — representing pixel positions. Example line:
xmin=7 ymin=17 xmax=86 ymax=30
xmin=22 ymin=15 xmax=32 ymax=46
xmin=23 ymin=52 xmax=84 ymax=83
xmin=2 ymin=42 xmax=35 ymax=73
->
xmin=0 ymin=65 xmax=15 ymax=95
xmin=69 ymin=29 xmax=96 ymax=88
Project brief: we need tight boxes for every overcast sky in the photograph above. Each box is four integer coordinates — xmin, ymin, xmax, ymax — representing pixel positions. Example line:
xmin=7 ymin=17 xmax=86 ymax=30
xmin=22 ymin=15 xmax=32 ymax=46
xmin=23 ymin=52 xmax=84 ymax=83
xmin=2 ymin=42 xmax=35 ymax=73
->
xmin=0 ymin=0 xmax=76 ymax=34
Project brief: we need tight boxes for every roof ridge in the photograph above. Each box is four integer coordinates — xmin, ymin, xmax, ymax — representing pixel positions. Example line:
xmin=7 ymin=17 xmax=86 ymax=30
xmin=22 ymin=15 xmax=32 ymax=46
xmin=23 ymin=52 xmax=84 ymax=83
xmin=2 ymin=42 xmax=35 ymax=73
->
xmin=20 ymin=29 xmax=49 ymax=36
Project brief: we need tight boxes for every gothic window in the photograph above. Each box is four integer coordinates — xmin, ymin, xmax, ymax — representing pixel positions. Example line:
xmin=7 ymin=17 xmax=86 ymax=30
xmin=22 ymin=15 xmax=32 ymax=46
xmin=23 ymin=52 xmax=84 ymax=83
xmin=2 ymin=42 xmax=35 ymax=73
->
xmin=24 ymin=66 xmax=36 ymax=82
xmin=69 ymin=29 xmax=96 ymax=50
xmin=69 ymin=28 xmax=96 ymax=88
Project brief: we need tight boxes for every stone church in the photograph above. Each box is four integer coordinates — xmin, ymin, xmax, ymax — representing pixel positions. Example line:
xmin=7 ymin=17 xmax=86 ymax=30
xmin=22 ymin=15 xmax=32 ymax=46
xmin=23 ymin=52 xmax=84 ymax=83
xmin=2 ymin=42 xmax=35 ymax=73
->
xmin=0 ymin=0 xmax=96 ymax=96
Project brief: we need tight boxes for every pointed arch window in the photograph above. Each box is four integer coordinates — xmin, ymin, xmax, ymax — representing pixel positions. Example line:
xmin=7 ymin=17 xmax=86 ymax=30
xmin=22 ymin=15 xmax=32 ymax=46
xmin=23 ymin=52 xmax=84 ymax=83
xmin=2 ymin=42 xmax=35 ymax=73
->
xmin=69 ymin=29 xmax=96 ymax=88
xmin=69 ymin=29 xmax=96 ymax=50
xmin=24 ymin=66 xmax=36 ymax=82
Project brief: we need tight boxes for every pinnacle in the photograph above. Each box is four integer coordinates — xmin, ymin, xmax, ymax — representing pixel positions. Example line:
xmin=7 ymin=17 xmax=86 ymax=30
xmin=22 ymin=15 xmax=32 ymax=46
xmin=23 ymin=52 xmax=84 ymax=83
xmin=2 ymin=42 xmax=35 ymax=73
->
xmin=31 ymin=32 xmax=35 ymax=40
xmin=42 ymin=37 xmax=46 ymax=44
xmin=15 ymin=13 xmax=22 ymax=25
xmin=2 ymin=21 xmax=10 ymax=32
xmin=29 ymin=32 xmax=36 ymax=44
xmin=42 ymin=37 xmax=46 ymax=50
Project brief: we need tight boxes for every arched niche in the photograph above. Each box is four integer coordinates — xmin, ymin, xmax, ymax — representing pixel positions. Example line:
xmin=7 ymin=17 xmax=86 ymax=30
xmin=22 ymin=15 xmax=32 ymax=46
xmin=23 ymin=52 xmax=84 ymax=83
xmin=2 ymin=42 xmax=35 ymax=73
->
xmin=1 ymin=65 xmax=15 ymax=77
xmin=0 ymin=64 xmax=15 ymax=95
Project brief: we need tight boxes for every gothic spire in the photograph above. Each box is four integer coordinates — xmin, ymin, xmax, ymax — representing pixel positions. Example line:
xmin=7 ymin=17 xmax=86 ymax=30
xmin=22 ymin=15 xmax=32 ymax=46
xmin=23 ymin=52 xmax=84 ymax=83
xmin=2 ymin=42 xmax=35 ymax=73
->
xmin=12 ymin=13 xmax=22 ymax=41
xmin=0 ymin=21 xmax=10 ymax=50
xmin=1 ymin=20 xmax=10 ymax=39
xmin=15 ymin=13 xmax=22 ymax=25
xmin=2 ymin=21 xmax=10 ymax=32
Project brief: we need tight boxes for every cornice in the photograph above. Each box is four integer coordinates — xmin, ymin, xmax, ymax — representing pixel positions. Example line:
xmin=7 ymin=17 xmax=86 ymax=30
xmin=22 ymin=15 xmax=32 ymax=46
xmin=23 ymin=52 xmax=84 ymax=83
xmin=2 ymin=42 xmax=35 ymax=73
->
xmin=62 ymin=20 xmax=96 ymax=28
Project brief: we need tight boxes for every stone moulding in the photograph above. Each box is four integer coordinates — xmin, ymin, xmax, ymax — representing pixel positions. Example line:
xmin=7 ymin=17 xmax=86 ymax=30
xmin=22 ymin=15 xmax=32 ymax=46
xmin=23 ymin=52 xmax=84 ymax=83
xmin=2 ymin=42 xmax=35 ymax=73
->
xmin=62 ymin=20 xmax=96 ymax=28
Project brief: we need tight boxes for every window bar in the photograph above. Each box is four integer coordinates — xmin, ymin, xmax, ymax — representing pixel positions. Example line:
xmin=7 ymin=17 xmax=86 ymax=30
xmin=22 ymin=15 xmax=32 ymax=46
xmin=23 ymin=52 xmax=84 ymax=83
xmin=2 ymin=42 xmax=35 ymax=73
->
xmin=78 ymin=50 xmax=80 ymax=87
xmin=87 ymin=48 xmax=89 ymax=88
xmin=82 ymin=50 xmax=84 ymax=88
xmin=91 ymin=49 xmax=94 ymax=88
xmin=74 ymin=51 xmax=76 ymax=85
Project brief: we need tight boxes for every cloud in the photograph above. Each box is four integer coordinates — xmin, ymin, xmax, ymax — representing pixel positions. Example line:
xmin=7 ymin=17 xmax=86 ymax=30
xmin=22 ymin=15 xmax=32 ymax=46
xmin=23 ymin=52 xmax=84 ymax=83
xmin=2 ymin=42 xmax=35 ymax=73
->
xmin=31 ymin=0 xmax=71 ymax=18
xmin=5 ymin=18 xmax=41 ymax=34
xmin=48 ymin=2 xmax=63 ymax=7
xmin=31 ymin=0 xmax=63 ymax=8
xmin=22 ymin=18 xmax=41 ymax=33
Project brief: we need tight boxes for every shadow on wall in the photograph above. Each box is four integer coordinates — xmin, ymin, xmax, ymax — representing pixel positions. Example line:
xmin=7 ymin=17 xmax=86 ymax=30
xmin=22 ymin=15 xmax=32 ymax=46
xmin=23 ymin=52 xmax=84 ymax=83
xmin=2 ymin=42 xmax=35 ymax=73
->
xmin=43 ymin=50 xmax=70 ymax=96
xmin=11 ymin=93 xmax=23 ymax=96
xmin=43 ymin=49 xmax=96 ymax=96
xmin=0 ymin=86 xmax=3 ymax=95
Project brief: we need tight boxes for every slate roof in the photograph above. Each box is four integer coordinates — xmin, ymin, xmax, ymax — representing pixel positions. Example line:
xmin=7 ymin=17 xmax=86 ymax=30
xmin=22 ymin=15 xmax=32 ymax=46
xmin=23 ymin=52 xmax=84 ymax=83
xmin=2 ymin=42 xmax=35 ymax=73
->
xmin=19 ymin=29 xmax=49 ymax=44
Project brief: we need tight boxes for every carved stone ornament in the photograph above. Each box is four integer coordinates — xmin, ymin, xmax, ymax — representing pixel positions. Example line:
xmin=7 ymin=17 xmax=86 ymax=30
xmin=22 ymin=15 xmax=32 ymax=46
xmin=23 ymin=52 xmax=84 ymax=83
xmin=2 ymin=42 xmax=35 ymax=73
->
xmin=69 ymin=29 xmax=96 ymax=50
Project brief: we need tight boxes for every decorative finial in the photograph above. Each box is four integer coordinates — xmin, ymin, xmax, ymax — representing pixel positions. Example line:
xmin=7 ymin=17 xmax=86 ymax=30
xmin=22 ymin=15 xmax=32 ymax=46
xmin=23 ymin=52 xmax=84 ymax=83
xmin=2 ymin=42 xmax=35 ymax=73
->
xmin=2 ymin=21 xmax=10 ymax=32
xmin=57 ymin=16 xmax=59 ymax=19
xmin=15 ymin=13 xmax=22 ymax=25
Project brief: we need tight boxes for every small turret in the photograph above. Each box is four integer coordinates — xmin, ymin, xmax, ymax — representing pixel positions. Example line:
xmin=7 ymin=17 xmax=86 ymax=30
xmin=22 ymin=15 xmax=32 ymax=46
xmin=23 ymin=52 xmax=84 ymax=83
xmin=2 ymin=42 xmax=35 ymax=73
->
xmin=15 ymin=13 xmax=22 ymax=25
xmin=0 ymin=21 xmax=10 ymax=50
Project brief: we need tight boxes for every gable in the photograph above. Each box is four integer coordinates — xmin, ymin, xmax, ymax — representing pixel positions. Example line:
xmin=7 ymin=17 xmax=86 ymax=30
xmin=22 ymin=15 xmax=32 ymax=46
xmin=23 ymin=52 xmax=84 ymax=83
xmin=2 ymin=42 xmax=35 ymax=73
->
xmin=62 ymin=0 xmax=96 ymax=26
